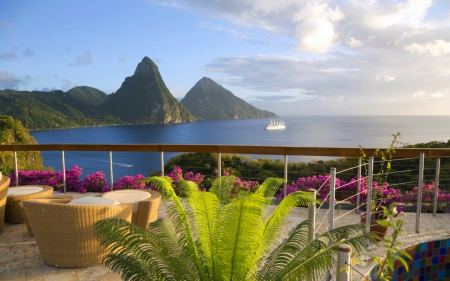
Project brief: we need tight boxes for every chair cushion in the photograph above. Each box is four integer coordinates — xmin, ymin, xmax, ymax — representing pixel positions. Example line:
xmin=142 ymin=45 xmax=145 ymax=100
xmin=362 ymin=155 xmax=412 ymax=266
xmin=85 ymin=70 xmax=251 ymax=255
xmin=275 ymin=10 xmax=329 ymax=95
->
xmin=101 ymin=190 xmax=151 ymax=212
xmin=68 ymin=196 xmax=120 ymax=206
xmin=7 ymin=186 xmax=44 ymax=197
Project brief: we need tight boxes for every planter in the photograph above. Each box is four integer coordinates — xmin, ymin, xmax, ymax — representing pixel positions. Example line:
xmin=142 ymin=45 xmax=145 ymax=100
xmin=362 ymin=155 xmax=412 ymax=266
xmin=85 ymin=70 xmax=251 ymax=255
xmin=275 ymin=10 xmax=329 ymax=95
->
xmin=360 ymin=213 xmax=389 ymax=241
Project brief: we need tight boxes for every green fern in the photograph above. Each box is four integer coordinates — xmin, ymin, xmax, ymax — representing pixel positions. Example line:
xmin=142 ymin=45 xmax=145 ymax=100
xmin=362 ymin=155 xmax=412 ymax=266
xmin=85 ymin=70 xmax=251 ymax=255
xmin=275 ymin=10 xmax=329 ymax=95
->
xmin=94 ymin=175 xmax=374 ymax=281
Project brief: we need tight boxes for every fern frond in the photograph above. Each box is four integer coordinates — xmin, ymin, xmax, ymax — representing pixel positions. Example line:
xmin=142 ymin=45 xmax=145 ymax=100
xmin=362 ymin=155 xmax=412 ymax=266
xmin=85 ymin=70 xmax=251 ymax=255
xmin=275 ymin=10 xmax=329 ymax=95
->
xmin=254 ymin=177 xmax=284 ymax=198
xmin=141 ymin=177 xmax=207 ymax=280
xmin=257 ymin=219 xmax=310 ymax=280
xmin=213 ymin=193 xmax=267 ymax=280
xmin=274 ymin=224 xmax=374 ymax=281
xmin=209 ymin=175 xmax=236 ymax=204
xmin=93 ymin=217 xmax=198 ymax=281
xmin=187 ymin=190 xmax=221 ymax=279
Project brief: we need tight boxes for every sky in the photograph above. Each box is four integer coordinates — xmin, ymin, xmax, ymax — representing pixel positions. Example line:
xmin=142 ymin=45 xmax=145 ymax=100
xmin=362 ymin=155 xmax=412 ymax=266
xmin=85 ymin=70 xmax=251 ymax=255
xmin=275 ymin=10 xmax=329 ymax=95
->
xmin=1 ymin=0 xmax=450 ymax=115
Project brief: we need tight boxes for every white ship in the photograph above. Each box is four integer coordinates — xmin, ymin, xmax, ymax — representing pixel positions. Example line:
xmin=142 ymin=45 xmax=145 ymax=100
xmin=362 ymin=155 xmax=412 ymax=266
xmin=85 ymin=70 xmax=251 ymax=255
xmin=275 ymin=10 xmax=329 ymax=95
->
xmin=265 ymin=118 xmax=286 ymax=130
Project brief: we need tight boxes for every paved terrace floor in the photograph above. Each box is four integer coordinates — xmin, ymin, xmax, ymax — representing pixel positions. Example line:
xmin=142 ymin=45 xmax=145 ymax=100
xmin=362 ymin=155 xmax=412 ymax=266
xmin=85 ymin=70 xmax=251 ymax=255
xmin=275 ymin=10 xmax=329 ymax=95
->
xmin=2 ymin=192 xmax=450 ymax=281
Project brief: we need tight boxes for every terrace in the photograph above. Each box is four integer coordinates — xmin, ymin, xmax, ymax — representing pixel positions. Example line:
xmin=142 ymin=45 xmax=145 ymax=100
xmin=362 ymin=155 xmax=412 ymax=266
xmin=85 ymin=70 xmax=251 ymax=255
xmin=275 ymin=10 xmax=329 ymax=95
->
xmin=1 ymin=144 xmax=450 ymax=280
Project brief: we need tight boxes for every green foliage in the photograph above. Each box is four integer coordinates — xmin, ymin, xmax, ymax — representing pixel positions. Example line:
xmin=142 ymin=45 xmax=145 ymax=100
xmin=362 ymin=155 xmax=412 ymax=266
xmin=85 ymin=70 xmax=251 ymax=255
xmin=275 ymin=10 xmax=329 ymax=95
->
xmin=181 ymin=77 xmax=278 ymax=120
xmin=372 ymin=204 xmax=412 ymax=281
xmin=0 ymin=115 xmax=45 ymax=174
xmin=93 ymin=176 xmax=374 ymax=281
xmin=359 ymin=132 xmax=402 ymax=186
xmin=164 ymin=136 xmax=450 ymax=193
xmin=162 ymin=152 xmax=360 ymax=187
xmin=0 ymin=89 xmax=120 ymax=130
xmin=66 ymin=86 xmax=108 ymax=105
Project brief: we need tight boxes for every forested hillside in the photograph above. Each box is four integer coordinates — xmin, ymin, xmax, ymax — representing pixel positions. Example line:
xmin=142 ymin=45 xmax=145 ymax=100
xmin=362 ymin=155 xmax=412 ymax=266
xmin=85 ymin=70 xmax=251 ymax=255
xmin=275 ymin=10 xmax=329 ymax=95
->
xmin=161 ymin=139 xmax=450 ymax=190
xmin=0 ymin=115 xmax=45 ymax=174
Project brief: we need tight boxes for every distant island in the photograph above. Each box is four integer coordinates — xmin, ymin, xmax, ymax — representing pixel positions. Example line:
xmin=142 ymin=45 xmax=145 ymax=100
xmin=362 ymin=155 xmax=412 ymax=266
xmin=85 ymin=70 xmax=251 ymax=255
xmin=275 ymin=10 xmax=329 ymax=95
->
xmin=0 ymin=57 xmax=278 ymax=131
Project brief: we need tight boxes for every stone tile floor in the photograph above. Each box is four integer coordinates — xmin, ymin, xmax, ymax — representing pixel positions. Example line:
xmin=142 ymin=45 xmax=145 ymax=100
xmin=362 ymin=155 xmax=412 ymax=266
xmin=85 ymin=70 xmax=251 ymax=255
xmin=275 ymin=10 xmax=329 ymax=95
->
xmin=1 ymin=192 xmax=450 ymax=280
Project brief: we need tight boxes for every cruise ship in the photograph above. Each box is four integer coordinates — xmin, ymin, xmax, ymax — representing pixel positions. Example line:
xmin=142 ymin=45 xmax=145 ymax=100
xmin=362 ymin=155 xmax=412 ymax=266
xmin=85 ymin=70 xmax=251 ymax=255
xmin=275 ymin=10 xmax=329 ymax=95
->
xmin=265 ymin=118 xmax=286 ymax=130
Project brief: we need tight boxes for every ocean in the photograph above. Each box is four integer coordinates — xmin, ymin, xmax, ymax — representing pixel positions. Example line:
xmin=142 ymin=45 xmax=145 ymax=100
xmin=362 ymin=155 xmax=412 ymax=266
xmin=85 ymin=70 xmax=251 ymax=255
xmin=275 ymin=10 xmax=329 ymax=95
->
xmin=29 ymin=115 xmax=450 ymax=179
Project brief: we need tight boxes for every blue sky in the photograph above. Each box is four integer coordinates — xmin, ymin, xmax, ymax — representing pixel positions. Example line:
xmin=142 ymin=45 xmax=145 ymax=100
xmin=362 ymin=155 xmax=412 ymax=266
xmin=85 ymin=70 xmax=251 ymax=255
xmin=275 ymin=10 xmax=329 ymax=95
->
xmin=1 ymin=0 xmax=450 ymax=115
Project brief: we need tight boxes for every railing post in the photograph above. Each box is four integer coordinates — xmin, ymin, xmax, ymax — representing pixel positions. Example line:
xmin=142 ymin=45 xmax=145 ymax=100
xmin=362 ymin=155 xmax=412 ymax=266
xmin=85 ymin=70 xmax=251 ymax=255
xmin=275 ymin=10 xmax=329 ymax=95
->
xmin=284 ymin=155 xmax=288 ymax=198
xmin=329 ymin=167 xmax=336 ymax=231
xmin=160 ymin=151 xmax=164 ymax=176
xmin=61 ymin=151 xmax=66 ymax=193
xmin=366 ymin=158 xmax=373 ymax=237
xmin=416 ymin=153 xmax=424 ymax=233
xmin=109 ymin=151 xmax=114 ymax=190
xmin=306 ymin=188 xmax=316 ymax=281
xmin=336 ymin=244 xmax=352 ymax=281
xmin=14 ymin=151 xmax=18 ymax=187
xmin=433 ymin=158 xmax=440 ymax=216
xmin=218 ymin=153 xmax=222 ymax=180
xmin=307 ymin=189 xmax=316 ymax=243
xmin=356 ymin=157 xmax=361 ymax=214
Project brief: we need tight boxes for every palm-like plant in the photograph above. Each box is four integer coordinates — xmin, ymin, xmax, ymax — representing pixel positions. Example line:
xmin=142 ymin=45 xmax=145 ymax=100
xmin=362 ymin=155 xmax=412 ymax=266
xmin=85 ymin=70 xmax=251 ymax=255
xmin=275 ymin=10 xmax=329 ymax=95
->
xmin=93 ymin=175 xmax=374 ymax=281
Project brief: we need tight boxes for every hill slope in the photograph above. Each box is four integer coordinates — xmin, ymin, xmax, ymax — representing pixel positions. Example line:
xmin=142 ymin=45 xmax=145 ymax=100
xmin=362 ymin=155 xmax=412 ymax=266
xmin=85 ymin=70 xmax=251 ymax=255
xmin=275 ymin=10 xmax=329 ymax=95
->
xmin=0 ymin=89 xmax=115 ymax=130
xmin=181 ymin=77 xmax=277 ymax=120
xmin=66 ymin=86 xmax=108 ymax=105
xmin=0 ymin=115 xmax=44 ymax=174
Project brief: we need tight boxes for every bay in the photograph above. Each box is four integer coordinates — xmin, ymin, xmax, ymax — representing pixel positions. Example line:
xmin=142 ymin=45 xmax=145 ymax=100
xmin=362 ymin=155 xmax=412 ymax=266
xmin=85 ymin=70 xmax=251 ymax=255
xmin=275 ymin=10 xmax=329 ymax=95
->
xmin=29 ymin=115 xmax=450 ymax=179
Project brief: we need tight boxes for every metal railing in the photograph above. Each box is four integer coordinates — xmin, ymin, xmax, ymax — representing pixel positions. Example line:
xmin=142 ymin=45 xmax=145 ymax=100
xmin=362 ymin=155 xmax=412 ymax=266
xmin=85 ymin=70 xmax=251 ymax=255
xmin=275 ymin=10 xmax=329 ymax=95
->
xmin=3 ymin=144 xmax=450 ymax=280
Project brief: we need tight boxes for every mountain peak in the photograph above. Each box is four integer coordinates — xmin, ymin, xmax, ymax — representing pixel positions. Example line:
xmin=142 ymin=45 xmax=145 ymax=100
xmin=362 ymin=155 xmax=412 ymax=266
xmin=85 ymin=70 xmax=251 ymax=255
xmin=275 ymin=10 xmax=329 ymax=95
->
xmin=181 ymin=77 xmax=278 ymax=120
xmin=134 ymin=56 xmax=159 ymax=76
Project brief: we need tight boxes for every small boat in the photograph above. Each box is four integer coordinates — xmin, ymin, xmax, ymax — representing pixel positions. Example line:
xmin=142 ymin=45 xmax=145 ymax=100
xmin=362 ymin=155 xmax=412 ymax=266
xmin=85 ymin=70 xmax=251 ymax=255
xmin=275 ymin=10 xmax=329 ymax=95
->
xmin=265 ymin=118 xmax=286 ymax=130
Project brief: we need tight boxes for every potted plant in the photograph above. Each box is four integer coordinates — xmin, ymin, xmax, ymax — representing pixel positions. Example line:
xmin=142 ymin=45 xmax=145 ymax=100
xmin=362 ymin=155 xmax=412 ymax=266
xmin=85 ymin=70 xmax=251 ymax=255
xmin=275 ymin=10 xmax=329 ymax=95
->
xmin=358 ymin=132 xmax=403 ymax=239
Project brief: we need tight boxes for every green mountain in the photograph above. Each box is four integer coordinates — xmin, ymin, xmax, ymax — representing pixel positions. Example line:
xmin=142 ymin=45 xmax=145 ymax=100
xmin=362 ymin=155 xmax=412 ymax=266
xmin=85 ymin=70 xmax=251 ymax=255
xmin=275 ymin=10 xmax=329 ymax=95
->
xmin=0 ymin=89 xmax=115 ymax=130
xmin=66 ymin=86 xmax=108 ymax=106
xmin=0 ymin=57 xmax=278 ymax=131
xmin=181 ymin=77 xmax=278 ymax=120
xmin=101 ymin=57 xmax=195 ymax=124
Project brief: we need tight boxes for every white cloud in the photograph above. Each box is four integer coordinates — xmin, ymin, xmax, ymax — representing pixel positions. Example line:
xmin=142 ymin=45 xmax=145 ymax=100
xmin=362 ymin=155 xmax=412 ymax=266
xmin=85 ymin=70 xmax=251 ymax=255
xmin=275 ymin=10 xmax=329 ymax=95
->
xmin=0 ymin=51 xmax=18 ymax=60
xmin=431 ymin=92 xmax=443 ymax=98
xmin=23 ymin=48 xmax=34 ymax=57
xmin=412 ymin=91 xmax=426 ymax=97
xmin=293 ymin=2 xmax=344 ymax=53
xmin=412 ymin=91 xmax=444 ymax=98
xmin=376 ymin=73 xmax=397 ymax=82
xmin=347 ymin=37 xmax=363 ymax=47
xmin=70 ymin=51 xmax=93 ymax=66
xmin=404 ymin=40 xmax=450 ymax=57
xmin=363 ymin=0 xmax=433 ymax=29
xmin=0 ymin=71 xmax=25 ymax=89
xmin=61 ymin=78 xmax=72 ymax=90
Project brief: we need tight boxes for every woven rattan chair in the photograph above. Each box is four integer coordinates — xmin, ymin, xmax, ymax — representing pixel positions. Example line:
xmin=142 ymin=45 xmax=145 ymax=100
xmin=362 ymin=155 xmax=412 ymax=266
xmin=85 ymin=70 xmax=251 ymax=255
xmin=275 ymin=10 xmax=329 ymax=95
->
xmin=0 ymin=175 xmax=11 ymax=233
xmin=23 ymin=198 xmax=132 ymax=267
xmin=99 ymin=189 xmax=162 ymax=229
xmin=5 ymin=185 xmax=54 ymax=223
xmin=19 ymin=195 xmax=76 ymax=237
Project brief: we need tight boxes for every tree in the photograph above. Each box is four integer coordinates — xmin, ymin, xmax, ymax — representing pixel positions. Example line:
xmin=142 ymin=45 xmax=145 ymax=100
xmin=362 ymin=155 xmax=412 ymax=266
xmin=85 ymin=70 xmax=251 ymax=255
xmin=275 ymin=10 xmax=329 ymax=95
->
xmin=0 ymin=115 xmax=44 ymax=175
xmin=93 ymin=176 xmax=374 ymax=281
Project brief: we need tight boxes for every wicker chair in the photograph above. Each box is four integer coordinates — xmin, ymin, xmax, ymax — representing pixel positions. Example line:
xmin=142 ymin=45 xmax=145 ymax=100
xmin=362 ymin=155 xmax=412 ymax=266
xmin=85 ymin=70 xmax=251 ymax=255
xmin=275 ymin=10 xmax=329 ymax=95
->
xmin=22 ymin=198 xmax=133 ymax=267
xmin=99 ymin=189 xmax=162 ymax=229
xmin=19 ymin=195 xmax=76 ymax=237
xmin=0 ymin=175 xmax=11 ymax=233
xmin=5 ymin=185 xmax=54 ymax=223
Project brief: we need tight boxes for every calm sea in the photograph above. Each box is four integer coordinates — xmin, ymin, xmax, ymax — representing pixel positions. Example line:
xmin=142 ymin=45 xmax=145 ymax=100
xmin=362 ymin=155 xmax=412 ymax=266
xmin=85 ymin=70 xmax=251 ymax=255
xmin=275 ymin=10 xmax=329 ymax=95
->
xmin=30 ymin=116 xmax=450 ymax=179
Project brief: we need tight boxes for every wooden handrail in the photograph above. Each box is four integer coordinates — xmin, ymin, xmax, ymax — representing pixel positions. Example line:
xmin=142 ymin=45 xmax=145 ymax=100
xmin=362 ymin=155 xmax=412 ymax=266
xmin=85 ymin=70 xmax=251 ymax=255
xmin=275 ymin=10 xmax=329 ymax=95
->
xmin=1 ymin=144 xmax=449 ymax=158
